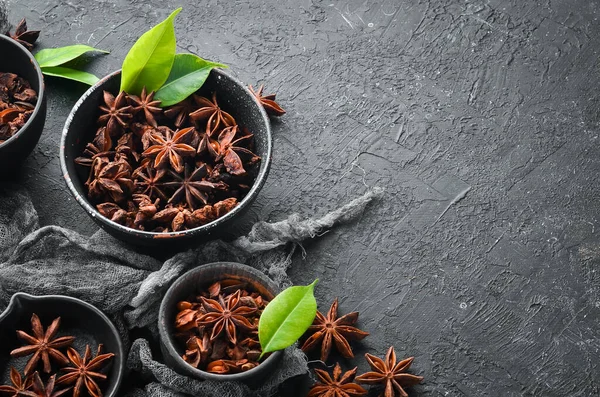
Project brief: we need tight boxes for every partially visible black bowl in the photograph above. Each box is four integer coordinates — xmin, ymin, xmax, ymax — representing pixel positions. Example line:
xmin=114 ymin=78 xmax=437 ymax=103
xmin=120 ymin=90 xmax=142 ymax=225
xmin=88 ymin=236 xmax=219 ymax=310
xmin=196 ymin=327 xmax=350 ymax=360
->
xmin=0 ymin=293 xmax=124 ymax=395
xmin=60 ymin=69 xmax=272 ymax=247
xmin=158 ymin=262 xmax=283 ymax=387
xmin=0 ymin=34 xmax=46 ymax=174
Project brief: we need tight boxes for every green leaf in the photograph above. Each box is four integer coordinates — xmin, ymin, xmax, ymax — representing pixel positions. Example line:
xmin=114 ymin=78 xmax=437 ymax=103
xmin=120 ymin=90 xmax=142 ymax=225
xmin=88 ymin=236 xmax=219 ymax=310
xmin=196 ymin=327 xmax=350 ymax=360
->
xmin=120 ymin=8 xmax=181 ymax=95
xmin=258 ymin=280 xmax=318 ymax=359
xmin=154 ymin=53 xmax=227 ymax=107
xmin=40 ymin=66 xmax=100 ymax=86
xmin=35 ymin=45 xmax=108 ymax=68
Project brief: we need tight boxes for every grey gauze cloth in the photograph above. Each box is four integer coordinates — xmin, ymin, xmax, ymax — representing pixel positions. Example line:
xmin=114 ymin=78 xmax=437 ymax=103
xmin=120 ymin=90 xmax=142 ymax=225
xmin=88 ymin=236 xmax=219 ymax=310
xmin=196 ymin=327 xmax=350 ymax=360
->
xmin=0 ymin=187 xmax=383 ymax=397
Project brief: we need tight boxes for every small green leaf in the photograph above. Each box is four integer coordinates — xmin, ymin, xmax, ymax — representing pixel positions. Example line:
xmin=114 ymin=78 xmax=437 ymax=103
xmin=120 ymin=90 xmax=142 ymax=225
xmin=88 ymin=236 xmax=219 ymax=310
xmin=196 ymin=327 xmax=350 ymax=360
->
xmin=154 ymin=53 xmax=227 ymax=107
xmin=120 ymin=8 xmax=181 ymax=95
xmin=41 ymin=66 xmax=100 ymax=86
xmin=35 ymin=45 xmax=108 ymax=68
xmin=258 ymin=280 xmax=318 ymax=359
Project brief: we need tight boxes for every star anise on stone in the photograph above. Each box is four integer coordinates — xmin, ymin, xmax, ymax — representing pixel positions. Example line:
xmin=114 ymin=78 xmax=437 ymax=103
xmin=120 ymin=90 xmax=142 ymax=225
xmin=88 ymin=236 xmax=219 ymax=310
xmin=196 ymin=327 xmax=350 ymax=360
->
xmin=355 ymin=347 xmax=423 ymax=397
xmin=301 ymin=298 xmax=369 ymax=362
xmin=56 ymin=344 xmax=115 ymax=397
xmin=142 ymin=127 xmax=196 ymax=173
xmin=248 ymin=85 xmax=286 ymax=116
xmin=98 ymin=91 xmax=133 ymax=136
xmin=216 ymin=126 xmax=259 ymax=175
xmin=0 ymin=367 xmax=33 ymax=397
xmin=162 ymin=163 xmax=227 ymax=210
xmin=197 ymin=289 xmax=257 ymax=345
xmin=129 ymin=87 xmax=162 ymax=128
xmin=308 ymin=363 xmax=367 ymax=397
xmin=6 ymin=19 xmax=40 ymax=50
xmin=164 ymin=97 xmax=195 ymax=128
xmin=10 ymin=314 xmax=75 ymax=376
xmin=29 ymin=373 xmax=71 ymax=397
xmin=189 ymin=92 xmax=236 ymax=135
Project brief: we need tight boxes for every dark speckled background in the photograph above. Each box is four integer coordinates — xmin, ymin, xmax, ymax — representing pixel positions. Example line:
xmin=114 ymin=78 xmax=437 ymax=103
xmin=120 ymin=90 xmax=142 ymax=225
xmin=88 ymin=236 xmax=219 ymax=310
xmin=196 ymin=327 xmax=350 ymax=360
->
xmin=3 ymin=0 xmax=600 ymax=395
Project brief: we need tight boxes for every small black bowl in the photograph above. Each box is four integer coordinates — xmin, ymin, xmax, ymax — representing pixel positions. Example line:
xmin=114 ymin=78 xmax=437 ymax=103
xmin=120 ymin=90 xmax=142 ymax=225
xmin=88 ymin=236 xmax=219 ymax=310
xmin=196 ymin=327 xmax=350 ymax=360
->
xmin=0 ymin=293 xmax=124 ymax=395
xmin=60 ymin=69 xmax=272 ymax=247
xmin=158 ymin=262 xmax=283 ymax=386
xmin=0 ymin=35 xmax=46 ymax=174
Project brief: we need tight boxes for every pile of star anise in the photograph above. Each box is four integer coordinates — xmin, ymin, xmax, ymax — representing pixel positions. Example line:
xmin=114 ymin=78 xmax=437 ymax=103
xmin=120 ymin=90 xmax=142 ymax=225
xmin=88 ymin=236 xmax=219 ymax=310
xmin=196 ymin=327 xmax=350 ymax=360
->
xmin=301 ymin=299 xmax=424 ymax=397
xmin=0 ymin=314 xmax=114 ymax=397
xmin=75 ymin=85 xmax=283 ymax=232
xmin=0 ymin=72 xmax=38 ymax=145
xmin=173 ymin=279 xmax=269 ymax=374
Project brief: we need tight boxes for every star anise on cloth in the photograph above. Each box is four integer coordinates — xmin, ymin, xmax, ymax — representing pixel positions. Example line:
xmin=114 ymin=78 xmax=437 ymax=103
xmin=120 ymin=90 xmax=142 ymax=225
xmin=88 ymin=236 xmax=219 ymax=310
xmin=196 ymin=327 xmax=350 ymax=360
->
xmin=189 ymin=92 xmax=236 ymax=134
xmin=28 ymin=373 xmax=71 ymax=397
xmin=128 ymin=87 xmax=162 ymax=128
xmin=301 ymin=298 xmax=369 ymax=362
xmin=355 ymin=347 xmax=423 ymax=397
xmin=6 ymin=19 xmax=40 ymax=50
xmin=10 ymin=315 xmax=75 ymax=376
xmin=0 ymin=367 xmax=33 ymax=397
xmin=308 ymin=363 xmax=367 ymax=397
xmin=98 ymin=91 xmax=133 ymax=137
xmin=162 ymin=163 xmax=227 ymax=210
xmin=248 ymin=85 xmax=286 ymax=117
xmin=197 ymin=289 xmax=257 ymax=345
xmin=56 ymin=345 xmax=114 ymax=397
xmin=215 ymin=126 xmax=260 ymax=175
xmin=142 ymin=126 xmax=196 ymax=173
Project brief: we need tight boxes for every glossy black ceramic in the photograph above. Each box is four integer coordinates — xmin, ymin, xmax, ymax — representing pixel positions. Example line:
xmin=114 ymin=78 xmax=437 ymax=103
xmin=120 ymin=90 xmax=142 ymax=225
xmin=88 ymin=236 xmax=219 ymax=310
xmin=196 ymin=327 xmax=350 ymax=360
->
xmin=0 ymin=35 xmax=46 ymax=175
xmin=0 ymin=293 xmax=124 ymax=395
xmin=60 ymin=69 xmax=272 ymax=247
xmin=158 ymin=262 xmax=283 ymax=386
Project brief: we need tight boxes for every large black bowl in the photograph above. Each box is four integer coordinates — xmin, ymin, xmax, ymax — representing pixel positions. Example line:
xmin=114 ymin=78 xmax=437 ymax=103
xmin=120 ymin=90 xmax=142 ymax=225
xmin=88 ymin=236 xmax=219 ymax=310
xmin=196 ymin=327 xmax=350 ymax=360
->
xmin=0 ymin=293 xmax=125 ymax=395
xmin=158 ymin=262 xmax=283 ymax=387
xmin=0 ymin=35 xmax=46 ymax=174
xmin=60 ymin=69 xmax=272 ymax=247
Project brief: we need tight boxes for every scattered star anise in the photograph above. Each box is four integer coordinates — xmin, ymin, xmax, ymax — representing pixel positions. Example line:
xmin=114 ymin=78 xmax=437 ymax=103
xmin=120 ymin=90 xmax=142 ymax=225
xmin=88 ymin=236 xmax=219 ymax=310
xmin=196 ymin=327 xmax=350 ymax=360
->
xmin=129 ymin=87 xmax=162 ymax=128
xmin=189 ymin=92 xmax=236 ymax=134
xmin=308 ymin=363 xmax=367 ymax=397
xmin=6 ymin=18 xmax=40 ymax=50
xmin=10 ymin=314 xmax=75 ymax=376
xmin=98 ymin=91 xmax=133 ymax=137
xmin=29 ymin=373 xmax=71 ymax=397
xmin=142 ymin=126 xmax=196 ymax=173
xmin=355 ymin=347 xmax=423 ymax=397
xmin=248 ymin=84 xmax=286 ymax=116
xmin=0 ymin=367 xmax=33 ymax=397
xmin=197 ymin=289 xmax=257 ymax=345
xmin=162 ymin=163 xmax=227 ymax=210
xmin=301 ymin=298 xmax=369 ymax=362
xmin=56 ymin=344 xmax=115 ymax=397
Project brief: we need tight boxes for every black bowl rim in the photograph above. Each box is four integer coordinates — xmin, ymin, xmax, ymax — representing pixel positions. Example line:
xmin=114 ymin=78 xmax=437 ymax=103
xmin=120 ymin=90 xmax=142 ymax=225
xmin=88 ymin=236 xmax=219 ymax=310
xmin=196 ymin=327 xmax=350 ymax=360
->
xmin=0 ymin=35 xmax=46 ymax=148
xmin=0 ymin=292 xmax=125 ymax=396
xmin=60 ymin=69 xmax=272 ymax=240
xmin=158 ymin=262 xmax=283 ymax=381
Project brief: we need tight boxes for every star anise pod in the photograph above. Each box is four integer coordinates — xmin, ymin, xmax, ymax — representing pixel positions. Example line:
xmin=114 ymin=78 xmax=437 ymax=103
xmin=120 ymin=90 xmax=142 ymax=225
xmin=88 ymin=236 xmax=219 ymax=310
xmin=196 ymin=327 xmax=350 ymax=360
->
xmin=216 ymin=126 xmax=259 ymax=176
xmin=10 ymin=314 xmax=75 ymax=376
xmin=248 ymin=85 xmax=285 ymax=116
xmin=129 ymin=87 xmax=162 ymax=127
xmin=162 ymin=163 xmax=227 ymax=210
xmin=0 ymin=367 xmax=33 ymax=397
xmin=355 ymin=347 xmax=423 ymax=397
xmin=74 ymin=128 xmax=114 ymax=167
xmin=308 ymin=363 xmax=367 ymax=397
xmin=56 ymin=344 xmax=115 ymax=397
xmin=6 ymin=19 xmax=40 ymax=50
xmin=96 ymin=202 xmax=128 ymax=224
xmin=133 ymin=161 xmax=168 ymax=202
xmin=301 ymin=298 xmax=369 ymax=362
xmin=183 ymin=334 xmax=211 ymax=368
xmin=151 ymin=204 xmax=193 ymax=231
xmin=29 ymin=373 xmax=71 ymax=397
xmin=98 ymin=91 xmax=133 ymax=136
xmin=189 ymin=92 xmax=236 ymax=135
xmin=164 ymin=97 xmax=195 ymax=128
xmin=87 ymin=159 xmax=134 ymax=203
xmin=142 ymin=127 xmax=196 ymax=173
xmin=197 ymin=289 xmax=257 ymax=345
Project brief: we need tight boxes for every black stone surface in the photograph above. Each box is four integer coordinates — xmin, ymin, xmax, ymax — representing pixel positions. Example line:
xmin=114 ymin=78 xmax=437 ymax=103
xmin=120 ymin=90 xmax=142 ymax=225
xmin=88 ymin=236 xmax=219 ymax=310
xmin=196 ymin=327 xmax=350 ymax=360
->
xmin=3 ymin=0 xmax=600 ymax=395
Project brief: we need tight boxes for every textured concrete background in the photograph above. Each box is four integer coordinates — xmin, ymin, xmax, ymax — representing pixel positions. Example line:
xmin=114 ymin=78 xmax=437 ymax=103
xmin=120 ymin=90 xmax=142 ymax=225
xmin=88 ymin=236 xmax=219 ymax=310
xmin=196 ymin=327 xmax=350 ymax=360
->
xmin=4 ymin=0 xmax=600 ymax=395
